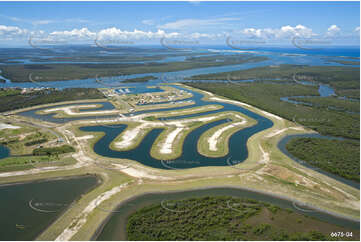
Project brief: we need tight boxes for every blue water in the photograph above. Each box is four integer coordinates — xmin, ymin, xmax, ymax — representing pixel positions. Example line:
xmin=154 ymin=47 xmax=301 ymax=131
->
xmin=79 ymin=85 xmax=274 ymax=169
xmin=318 ymin=84 xmax=336 ymax=97
xmin=206 ymin=45 xmax=360 ymax=58
xmin=13 ymin=84 xmax=358 ymax=185
xmin=0 ymin=46 xmax=359 ymax=89
xmin=0 ymin=145 xmax=10 ymax=159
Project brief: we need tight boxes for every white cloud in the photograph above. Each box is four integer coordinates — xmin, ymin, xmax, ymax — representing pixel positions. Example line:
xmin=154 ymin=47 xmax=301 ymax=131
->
xmin=0 ymin=25 xmax=28 ymax=39
xmin=158 ymin=17 xmax=240 ymax=30
xmin=189 ymin=32 xmax=217 ymax=39
xmin=64 ymin=18 xmax=90 ymax=24
xmin=238 ymin=25 xmax=315 ymax=40
xmin=188 ymin=0 xmax=201 ymax=5
xmin=326 ymin=24 xmax=341 ymax=36
xmin=96 ymin=27 xmax=179 ymax=40
xmin=32 ymin=20 xmax=55 ymax=25
xmin=49 ymin=27 xmax=96 ymax=40
xmin=2 ymin=23 xmax=356 ymax=44
xmin=0 ymin=14 xmax=24 ymax=22
xmin=142 ymin=19 xmax=155 ymax=26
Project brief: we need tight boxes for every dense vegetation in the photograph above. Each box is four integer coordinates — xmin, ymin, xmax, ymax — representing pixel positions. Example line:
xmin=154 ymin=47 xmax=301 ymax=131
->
xmin=127 ymin=196 xmax=357 ymax=241
xmin=187 ymin=64 xmax=360 ymax=99
xmin=0 ymin=54 xmax=267 ymax=83
xmin=24 ymin=138 xmax=48 ymax=146
xmin=286 ymin=138 xmax=360 ymax=181
xmin=32 ymin=144 xmax=75 ymax=156
xmin=185 ymin=82 xmax=359 ymax=181
xmin=186 ymin=82 xmax=359 ymax=139
xmin=324 ymin=59 xmax=360 ymax=66
xmin=0 ymin=88 xmax=104 ymax=112
xmin=0 ymin=89 xmax=21 ymax=97
xmin=288 ymin=96 xmax=360 ymax=114
xmin=123 ymin=75 xmax=157 ymax=83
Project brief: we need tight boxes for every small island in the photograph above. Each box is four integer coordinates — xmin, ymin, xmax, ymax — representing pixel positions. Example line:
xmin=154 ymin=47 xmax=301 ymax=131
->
xmin=122 ymin=75 xmax=157 ymax=83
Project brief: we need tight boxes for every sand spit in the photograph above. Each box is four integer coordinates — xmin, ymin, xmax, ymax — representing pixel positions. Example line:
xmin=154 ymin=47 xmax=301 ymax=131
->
xmin=55 ymin=183 xmax=129 ymax=241
xmin=43 ymin=105 xmax=118 ymax=116
xmin=208 ymin=122 xmax=245 ymax=151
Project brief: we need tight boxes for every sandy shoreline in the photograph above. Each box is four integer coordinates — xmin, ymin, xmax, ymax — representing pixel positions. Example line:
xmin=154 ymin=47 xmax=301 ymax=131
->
xmin=208 ymin=121 xmax=245 ymax=151
xmin=160 ymin=127 xmax=184 ymax=154
xmin=0 ymin=123 xmax=20 ymax=130
xmin=55 ymin=182 xmax=129 ymax=241
xmin=43 ymin=104 xmax=119 ymax=116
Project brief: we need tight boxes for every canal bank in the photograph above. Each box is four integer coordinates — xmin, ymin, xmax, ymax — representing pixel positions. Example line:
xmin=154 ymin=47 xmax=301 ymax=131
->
xmin=278 ymin=133 xmax=360 ymax=190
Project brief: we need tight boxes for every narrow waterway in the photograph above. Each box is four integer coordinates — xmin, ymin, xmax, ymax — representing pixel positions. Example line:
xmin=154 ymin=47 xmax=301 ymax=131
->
xmin=278 ymin=133 xmax=360 ymax=189
xmin=79 ymin=85 xmax=273 ymax=169
xmin=0 ymin=144 xmax=10 ymax=159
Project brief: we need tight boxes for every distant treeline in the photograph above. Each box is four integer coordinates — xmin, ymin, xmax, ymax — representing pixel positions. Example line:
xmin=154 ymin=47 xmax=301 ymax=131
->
xmin=0 ymin=88 xmax=104 ymax=112
xmin=122 ymin=75 xmax=157 ymax=83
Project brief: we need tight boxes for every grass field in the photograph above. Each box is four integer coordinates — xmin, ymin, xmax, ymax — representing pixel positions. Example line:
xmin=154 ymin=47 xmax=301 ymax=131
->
xmin=0 ymin=125 xmax=57 ymax=155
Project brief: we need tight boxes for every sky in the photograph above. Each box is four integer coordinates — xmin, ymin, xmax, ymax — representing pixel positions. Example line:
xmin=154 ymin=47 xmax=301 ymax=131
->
xmin=0 ymin=1 xmax=360 ymax=46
